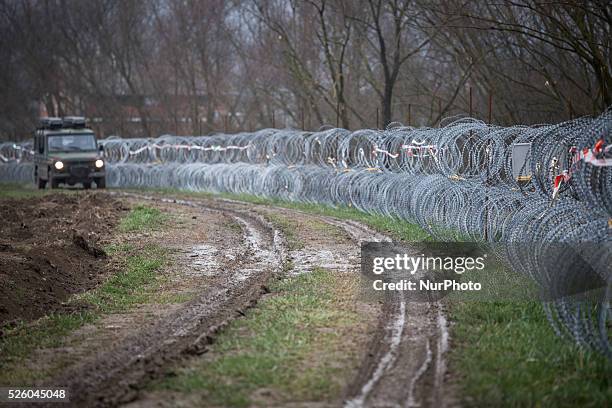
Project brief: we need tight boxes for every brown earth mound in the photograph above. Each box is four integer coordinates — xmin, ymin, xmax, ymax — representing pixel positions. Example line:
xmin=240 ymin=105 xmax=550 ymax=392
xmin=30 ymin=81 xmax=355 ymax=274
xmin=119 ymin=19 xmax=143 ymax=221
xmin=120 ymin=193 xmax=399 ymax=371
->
xmin=0 ymin=193 xmax=127 ymax=328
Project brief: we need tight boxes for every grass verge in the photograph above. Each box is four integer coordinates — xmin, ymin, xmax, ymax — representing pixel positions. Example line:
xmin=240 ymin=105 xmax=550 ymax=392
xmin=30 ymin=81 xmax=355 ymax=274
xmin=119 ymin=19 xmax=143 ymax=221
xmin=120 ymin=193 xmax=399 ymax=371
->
xmin=451 ymin=301 xmax=612 ymax=407
xmin=152 ymin=268 xmax=366 ymax=406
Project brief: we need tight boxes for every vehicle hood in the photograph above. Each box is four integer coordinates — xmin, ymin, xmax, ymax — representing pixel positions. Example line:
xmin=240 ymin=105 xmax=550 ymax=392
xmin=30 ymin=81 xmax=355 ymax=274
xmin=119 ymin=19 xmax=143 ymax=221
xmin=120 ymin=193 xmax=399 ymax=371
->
xmin=49 ymin=152 xmax=101 ymax=161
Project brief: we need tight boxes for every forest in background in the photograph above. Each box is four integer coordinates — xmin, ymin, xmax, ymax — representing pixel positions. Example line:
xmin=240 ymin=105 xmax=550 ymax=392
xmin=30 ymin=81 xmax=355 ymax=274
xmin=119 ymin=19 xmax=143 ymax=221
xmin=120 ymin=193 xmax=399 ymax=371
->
xmin=0 ymin=0 xmax=610 ymax=139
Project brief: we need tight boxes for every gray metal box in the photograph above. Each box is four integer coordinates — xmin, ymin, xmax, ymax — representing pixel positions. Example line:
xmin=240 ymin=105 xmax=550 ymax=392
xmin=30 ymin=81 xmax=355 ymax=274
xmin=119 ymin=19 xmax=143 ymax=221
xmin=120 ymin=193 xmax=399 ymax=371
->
xmin=512 ymin=143 xmax=532 ymax=180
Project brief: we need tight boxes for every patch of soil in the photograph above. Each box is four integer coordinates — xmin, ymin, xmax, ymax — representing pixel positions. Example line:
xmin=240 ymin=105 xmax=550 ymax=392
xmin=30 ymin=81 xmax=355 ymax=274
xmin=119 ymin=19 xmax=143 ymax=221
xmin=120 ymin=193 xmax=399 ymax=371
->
xmin=0 ymin=193 xmax=128 ymax=327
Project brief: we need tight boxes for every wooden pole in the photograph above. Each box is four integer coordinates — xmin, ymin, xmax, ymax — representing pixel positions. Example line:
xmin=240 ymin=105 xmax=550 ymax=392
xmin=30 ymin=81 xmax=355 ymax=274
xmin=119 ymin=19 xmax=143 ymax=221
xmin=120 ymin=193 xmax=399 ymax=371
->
xmin=469 ymin=86 xmax=473 ymax=118
xmin=407 ymin=104 xmax=411 ymax=126
xmin=272 ymin=110 xmax=275 ymax=128
xmin=376 ymin=108 xmax=379 ymax=129
xmin=488 ymin=92 xmax=493 ymax=124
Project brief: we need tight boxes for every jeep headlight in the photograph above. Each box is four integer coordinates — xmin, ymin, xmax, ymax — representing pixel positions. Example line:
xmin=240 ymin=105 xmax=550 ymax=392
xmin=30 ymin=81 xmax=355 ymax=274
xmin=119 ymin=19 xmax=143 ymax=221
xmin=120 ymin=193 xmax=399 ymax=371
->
xmin=95 ymin=159 xmax=104 ymax=168
xmin=54 ymin=161 xmax=64 ymax=170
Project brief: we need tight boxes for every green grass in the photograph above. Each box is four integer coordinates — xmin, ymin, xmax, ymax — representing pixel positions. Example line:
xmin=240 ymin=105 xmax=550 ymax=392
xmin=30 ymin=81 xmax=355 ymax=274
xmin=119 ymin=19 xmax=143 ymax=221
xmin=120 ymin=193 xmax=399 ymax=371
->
xmin=78 ymin=244 xmax=167 ymax=312
xmin=104 ymin=242 xmax=136 ymax=254
xmin=153 ymin=268 xmax=363 ymax=406
xmin=446 ymin=254 xmax=611 ymax=406
xmin=119 ymin=205 xmax=167 ymax=232
xmin=451 ymin=301 xmax=612 ymax=407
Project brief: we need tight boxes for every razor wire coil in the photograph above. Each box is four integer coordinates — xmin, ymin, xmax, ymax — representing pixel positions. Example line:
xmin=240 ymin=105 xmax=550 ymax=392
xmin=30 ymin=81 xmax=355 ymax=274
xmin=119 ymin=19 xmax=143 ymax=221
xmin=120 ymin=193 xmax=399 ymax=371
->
xmin=1 ymin=112 xmax=611 ymax=357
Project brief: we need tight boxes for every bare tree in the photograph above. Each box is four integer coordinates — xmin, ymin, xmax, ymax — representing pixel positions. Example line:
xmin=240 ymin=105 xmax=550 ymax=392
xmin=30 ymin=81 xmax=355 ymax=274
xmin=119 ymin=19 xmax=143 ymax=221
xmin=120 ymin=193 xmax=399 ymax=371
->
xmin=0 ymin=0 xmax=609 ymax=138
xmin=350 ymin=0 xmax=434 ymax=126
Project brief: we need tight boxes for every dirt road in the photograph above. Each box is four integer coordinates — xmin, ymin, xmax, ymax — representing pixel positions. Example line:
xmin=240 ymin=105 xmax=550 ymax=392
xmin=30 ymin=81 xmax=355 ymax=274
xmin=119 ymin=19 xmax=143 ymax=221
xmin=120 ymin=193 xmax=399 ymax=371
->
xmin=0 ymin=191 xmax=452 ymax=407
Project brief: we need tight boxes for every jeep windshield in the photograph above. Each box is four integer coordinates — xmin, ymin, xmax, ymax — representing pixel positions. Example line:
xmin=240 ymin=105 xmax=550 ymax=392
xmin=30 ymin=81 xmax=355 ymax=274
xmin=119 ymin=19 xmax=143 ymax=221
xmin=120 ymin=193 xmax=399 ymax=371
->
xmin=48 ymin=134 xmax=97 ymax=152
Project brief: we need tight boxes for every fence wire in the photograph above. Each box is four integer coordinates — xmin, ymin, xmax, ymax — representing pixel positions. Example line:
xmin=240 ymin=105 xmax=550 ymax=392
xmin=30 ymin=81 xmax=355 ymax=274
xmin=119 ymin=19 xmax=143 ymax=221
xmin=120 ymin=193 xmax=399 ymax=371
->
xmin=1 ymin=113 xmax=611 ymax=357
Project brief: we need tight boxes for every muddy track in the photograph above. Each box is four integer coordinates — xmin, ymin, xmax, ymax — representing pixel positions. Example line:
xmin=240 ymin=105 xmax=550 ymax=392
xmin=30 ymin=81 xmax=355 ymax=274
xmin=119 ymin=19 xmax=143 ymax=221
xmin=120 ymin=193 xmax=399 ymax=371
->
xmin=215 ymin=198 xmax=452 ymax=407
xmin=323 ymin=218 xmax=450 ymax=408
xmin=43 ymin=193 xmax=287 ymax=407
xmin=38 ymin=193 xmax=449 ymax=407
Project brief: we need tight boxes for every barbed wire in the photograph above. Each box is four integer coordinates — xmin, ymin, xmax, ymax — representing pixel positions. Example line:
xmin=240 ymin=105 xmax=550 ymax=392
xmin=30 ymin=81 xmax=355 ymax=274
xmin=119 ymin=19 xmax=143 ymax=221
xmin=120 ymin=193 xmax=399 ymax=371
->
xmin=1 ymin=113 xmax=611 ymax=357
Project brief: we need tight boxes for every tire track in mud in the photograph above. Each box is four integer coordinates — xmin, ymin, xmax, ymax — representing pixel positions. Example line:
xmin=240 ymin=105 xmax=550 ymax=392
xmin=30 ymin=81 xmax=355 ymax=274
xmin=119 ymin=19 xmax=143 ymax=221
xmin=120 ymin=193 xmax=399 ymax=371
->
xmin=42 ymin=193 xmax=449 ymax=407
xmin=215 ymin=199 xmax=452 ymax=407
xmin=44 ymin=193 xmax=288 ymax=407
xmin=322 ymin=218 xmax=451 ymax=408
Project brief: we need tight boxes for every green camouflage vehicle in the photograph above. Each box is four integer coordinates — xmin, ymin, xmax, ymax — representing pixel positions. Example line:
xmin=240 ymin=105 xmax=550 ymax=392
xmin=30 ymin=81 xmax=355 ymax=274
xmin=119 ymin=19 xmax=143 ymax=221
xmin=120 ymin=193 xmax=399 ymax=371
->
xmin=33 ymin=117 xmax=106 ymax=189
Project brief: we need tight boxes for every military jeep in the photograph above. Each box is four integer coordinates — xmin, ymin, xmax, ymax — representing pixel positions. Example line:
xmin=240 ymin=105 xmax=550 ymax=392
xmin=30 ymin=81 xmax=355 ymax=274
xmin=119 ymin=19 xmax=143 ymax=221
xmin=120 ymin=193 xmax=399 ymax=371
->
xmin=33 ymin=117 xmax=106 ymax=189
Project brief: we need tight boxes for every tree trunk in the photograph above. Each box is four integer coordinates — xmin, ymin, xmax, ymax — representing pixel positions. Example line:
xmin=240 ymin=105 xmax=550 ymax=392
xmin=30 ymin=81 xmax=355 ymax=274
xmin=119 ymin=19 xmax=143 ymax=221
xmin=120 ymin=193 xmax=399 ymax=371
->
xmin=381 ymin=79 xmax=394 ymax=127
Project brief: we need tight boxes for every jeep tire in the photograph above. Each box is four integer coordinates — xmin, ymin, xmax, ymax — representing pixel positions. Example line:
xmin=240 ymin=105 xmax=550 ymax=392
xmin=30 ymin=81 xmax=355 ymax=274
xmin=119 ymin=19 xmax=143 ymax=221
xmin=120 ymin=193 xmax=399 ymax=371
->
xmin=96 ymin=177 xmax=106 ymax=189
